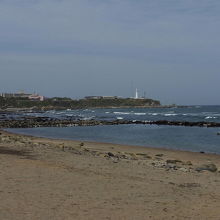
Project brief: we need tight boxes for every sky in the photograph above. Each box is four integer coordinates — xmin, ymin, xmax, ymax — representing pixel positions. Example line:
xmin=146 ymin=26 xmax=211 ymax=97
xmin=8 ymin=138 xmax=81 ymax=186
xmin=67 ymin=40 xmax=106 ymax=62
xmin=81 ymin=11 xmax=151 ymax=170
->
xmin=0 ymin=0 xmax=220 ymax=105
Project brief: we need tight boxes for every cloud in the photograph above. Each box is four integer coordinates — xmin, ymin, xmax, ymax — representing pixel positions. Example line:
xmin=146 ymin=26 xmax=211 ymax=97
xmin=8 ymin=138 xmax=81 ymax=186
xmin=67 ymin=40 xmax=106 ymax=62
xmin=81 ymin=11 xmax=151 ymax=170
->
xmin=1 ymin=0 xmax=220 ymax=53
xmin=0 ymin=0 xmax=220 ymax=104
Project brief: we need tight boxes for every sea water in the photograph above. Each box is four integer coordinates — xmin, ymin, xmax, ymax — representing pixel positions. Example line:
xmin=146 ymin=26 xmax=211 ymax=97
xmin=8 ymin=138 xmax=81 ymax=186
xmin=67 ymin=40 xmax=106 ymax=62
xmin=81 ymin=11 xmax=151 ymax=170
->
xmin=6 ymin=106 xmax=220 ymax=154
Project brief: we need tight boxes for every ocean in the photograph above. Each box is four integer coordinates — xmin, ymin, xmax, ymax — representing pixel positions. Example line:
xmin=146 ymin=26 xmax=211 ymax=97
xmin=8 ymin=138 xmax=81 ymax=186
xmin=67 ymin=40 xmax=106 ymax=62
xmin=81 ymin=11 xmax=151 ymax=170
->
xmin=6 ymin=105 xmax=220 ymax=154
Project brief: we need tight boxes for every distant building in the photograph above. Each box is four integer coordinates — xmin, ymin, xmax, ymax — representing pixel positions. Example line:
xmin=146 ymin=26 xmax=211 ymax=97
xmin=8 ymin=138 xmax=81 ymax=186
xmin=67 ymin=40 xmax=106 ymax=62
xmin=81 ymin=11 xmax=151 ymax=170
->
xmin=28 ymin=94 xmax=45 ymax=101
xmin=135 ymin=88 xmax=139 ymax=99
xmin=0 ymin=91 xmax=32 ymax=98
xmin=0 ymin=91 xmax=45 ymax=101
xmin=131 ymin=88 xmax=146 ymax=100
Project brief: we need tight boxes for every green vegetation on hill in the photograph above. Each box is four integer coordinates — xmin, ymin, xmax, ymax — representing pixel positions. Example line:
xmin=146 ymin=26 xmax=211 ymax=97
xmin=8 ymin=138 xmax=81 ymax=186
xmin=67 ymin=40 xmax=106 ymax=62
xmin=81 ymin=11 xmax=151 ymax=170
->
xmin=0 ymin=97 xmax=160 ymax=110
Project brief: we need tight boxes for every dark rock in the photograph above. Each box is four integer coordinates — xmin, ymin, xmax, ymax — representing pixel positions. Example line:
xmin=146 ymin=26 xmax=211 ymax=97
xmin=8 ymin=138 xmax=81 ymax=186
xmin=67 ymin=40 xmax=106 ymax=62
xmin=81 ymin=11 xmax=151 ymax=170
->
xmin=166 ymin=159 xmax=182 ymax=164
xmin=165 ymin=164 xmax=178 ymax=170
xmin=169 ymin=182 xmax=176 ymax=185
xmin=155 ymin=154 xmax=164 ymax=157
xmin=136 ymin=153 xmax=152 ymax=159
xmin=178 ymin=183 xmax=201 ymax=188
xmin=1 ymin=117 xmax=220 ymax=129
xmin=107 ymin=152 xmax=114 ymax=157
xmin=200 ymin=151 xmax=205 ymax=154
xmin=163 ymin=208 xmax=168 ymax=212
xmin=195 ymin=163 xmax=217 ymax=172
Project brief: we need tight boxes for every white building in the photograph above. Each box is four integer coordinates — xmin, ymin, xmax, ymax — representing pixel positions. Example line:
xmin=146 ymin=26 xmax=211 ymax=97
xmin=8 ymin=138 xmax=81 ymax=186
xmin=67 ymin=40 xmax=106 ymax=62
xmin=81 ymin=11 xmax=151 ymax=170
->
xmin=135 ymin=88 xmax=139 ymax=99
xmin=28 ymin=94 xmax=45 ymax=101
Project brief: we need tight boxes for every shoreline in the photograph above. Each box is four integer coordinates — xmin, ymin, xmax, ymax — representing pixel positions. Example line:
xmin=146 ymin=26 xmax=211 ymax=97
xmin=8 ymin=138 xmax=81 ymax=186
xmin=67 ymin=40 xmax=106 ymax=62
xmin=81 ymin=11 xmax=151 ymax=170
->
xmin=2 ymin=128 xmax=220 ymax=170
xmin=1 ymin=129 xmax=220 ymax=219
xmin=3 ymin=128 xmax=220 ymax=157
xmin=0 ymin=105 xmax=174 ymax=112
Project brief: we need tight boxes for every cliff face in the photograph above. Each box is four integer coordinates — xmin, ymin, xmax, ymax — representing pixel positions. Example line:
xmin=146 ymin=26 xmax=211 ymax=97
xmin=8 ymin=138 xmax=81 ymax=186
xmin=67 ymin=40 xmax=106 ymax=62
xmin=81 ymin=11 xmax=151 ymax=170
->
xmin=0 ymin=97 xmax=160 ymax=110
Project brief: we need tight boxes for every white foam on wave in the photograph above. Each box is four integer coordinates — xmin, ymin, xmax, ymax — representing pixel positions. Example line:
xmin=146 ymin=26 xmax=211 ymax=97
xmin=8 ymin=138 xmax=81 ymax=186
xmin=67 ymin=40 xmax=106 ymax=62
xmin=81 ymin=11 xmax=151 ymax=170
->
xmin=164 ymin=113 xmax=178 ymax=116
xmin=66 ymin=114 xmax=73 ymax=117
xmin=148 ymin=113 xmax=158 ymax=116
xmin=205 ymin=116 xmax=217 ymax=119
xmin=117 ymin=117 xmax=124 ymax=120
xmin=113 ymin=112 xmax=130 ymax=115
xmin=134 ymin=113 xmax=146 ymax=116
xmin=83 ymin=116 xmax=95 ymax=120
xmin=56 ymin=112 xmax=65 ymax=115
xmin=183 ymin=113 xmax=199 ymax=116
xmin=105 ymin=112 xmax=110 ymax=114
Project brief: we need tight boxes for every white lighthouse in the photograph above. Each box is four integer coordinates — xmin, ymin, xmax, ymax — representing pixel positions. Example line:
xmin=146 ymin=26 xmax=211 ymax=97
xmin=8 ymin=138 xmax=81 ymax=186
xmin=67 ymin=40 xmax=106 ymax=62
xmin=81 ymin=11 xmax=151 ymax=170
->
xmin=135 ymin=88 xmax=139 ymax=99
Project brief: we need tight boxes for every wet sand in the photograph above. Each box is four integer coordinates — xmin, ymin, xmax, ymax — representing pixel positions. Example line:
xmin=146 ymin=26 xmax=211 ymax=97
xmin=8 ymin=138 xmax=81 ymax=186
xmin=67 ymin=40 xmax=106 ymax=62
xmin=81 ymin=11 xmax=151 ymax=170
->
xmin=0 ymin=130 xmax=220 ymax=220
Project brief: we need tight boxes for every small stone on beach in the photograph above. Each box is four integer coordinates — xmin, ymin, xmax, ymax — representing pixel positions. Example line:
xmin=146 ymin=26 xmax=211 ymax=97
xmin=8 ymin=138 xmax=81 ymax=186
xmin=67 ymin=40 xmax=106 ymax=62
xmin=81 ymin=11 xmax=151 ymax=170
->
xmin=166 ymin=159 xmax=182 ymax=164
xmin=107 ymin=152 xmax=114 ymax=157
xmin=195 ymin=163 xmax=217 ymax=172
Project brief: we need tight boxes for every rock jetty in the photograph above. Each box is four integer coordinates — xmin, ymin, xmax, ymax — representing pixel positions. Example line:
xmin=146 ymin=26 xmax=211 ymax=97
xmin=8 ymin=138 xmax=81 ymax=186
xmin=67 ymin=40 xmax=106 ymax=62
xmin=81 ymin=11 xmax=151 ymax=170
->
xmin=0 ymin=117 xmax=220 ymax=128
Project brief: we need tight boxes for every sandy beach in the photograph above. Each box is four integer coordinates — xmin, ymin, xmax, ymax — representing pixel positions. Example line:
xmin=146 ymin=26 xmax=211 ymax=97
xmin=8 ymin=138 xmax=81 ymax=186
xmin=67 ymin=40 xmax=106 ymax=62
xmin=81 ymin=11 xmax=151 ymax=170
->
xmin=0 ymin=130 xmax=220 ymax=220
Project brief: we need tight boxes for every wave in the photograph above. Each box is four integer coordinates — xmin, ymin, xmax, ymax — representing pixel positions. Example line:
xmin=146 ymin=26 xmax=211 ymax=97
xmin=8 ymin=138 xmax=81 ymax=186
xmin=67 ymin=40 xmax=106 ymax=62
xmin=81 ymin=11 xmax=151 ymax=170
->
xmin=46 ymin=110 xmax=56 ymax=114
xmin=181 ymin=113 xmax=200 ymax=116
xmin=164 ymin=114 xmax=178 ymax=116
xmin=56 ymin=112 xmax=65 ymax=115
xmin=134 ymin=113 xmax=146 ymax=116
xmin=148 ymin=113 xmax=158 ymax=116
xmin=82 ymin=116 xmax=95 ymax=120
xmin=202 ymin=112 xmax=218 ymax=114
xmin=205 ymin=116 xmax=217 ymax=119
xmin=117 ymin=117 xmax=124 ymax=120
xmin=113 ymin=112 xmax=131 ymax=115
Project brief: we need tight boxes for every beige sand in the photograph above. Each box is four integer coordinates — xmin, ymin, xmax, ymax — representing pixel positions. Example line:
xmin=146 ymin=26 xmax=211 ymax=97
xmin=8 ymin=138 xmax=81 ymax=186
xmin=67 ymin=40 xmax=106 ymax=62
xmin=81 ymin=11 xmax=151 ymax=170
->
xmin=0 ymin=130 xmax=220 ymax=220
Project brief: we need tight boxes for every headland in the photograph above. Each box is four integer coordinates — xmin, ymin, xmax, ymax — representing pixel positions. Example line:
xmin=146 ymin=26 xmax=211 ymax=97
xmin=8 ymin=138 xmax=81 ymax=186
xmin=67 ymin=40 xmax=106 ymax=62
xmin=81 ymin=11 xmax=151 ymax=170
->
xmin=0 ymin=95 xmax=161 ymax=111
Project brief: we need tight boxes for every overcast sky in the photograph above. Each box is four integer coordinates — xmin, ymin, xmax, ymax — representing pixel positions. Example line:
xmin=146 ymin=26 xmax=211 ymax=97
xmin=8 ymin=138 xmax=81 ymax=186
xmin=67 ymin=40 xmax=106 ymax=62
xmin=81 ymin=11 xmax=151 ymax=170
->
xmin=0 ymin=0 xmax=220 ymax=105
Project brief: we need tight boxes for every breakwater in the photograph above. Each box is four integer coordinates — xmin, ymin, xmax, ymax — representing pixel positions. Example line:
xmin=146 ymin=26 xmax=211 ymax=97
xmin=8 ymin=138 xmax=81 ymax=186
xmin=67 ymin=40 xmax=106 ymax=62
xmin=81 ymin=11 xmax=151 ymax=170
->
xmin=1 ymin=117 xmax=220 ymax=128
